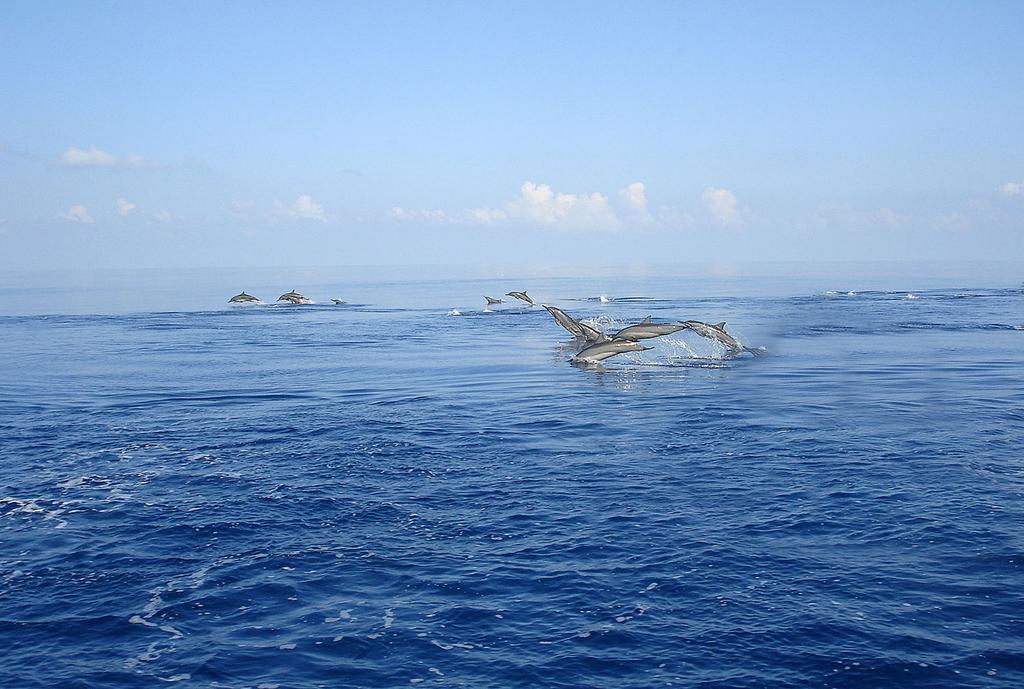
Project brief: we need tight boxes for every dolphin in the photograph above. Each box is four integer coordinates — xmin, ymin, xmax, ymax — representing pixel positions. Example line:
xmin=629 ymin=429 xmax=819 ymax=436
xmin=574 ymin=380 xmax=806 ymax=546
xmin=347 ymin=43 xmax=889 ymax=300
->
xmin=506 ymin=291 xmax=534 ymax=305
xmin=330 ymin=298 xmax=346 ymax=305
xmin=484 ymin=296 xmax=505 ymax=305
xmin=679 ymin=320 xmax=762 ymax=356
xmin=542 ymin=304 xmax=606 ymax=343
xmin=572 ymin=339 xmax=653 ymax=364
xmin=612 ymin=315 xmax=686 ymax=341
xmin=542 ymin=304 xmax=586 ymax=338
xmin=228 ymin=291 xmax=260 ymax=303
xmin=277 ymin=290 xmax=312 ymax=304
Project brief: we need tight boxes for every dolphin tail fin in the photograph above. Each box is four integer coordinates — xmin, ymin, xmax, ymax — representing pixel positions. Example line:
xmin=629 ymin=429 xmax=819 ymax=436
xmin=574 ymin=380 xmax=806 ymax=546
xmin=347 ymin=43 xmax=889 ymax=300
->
xmin=744 ymin=346 xmax=767 ymax=357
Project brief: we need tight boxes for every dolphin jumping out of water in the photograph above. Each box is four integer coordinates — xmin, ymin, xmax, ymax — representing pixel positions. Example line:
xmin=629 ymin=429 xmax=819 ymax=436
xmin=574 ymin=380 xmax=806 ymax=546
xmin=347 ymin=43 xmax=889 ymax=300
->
xmin=330 ymin=298 xmax=346 ymax=305
xmin=679 ymin=320 xmax=763 ymax=356
xmin=506 ymin=291 xmax=534 ymax=305
xmin=612 ymin=315 xmax=686 ymax=341
xmin=484 ymin=296 xmax=505 ymax=305
xmin=277 ymin=289 xmax=312 ymax=304
xmin=542 ymin=304 xmax=586 ymax=338
xmin=542 ymin=304 xmax=606 ymax=343
xmin=572 ymin=338 xmax=653 ymax=364
xmin=228 ymin=291 xmax=260 ymax=303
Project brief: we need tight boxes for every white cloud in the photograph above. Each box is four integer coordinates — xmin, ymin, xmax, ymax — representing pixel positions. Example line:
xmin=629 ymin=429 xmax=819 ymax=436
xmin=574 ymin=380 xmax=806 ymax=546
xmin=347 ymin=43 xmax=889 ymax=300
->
xmin=60 ymin=146 xmax=149 ymax=168
xmin=389 ymin=181 xmax=623 ymax=230
xmin=389 ymin=206 xmax=447 ymax=222
xmin=701 ymin=187 xmax=740 ymax=225
xmin=152 ymin=209 xmax=172 ymax=224
xmin=116 ymin=198 xmax=137 ymax=216
xmin=275 ymin=194 xmax=327 ymax=222
xmin=506 ymin=181 xmax=619 ymax=229
xmin=389 ymin=180 xmax=748 ymax=232
xmin=619 ymin=181 xmax=656 ymax=226
xmin=1000 ymin=181 xmax=1023 ymax=196
xmin=59 ymin=205 xmax=94 ymax=224
xmin=620 ymin=182 xmax=647 ymax=212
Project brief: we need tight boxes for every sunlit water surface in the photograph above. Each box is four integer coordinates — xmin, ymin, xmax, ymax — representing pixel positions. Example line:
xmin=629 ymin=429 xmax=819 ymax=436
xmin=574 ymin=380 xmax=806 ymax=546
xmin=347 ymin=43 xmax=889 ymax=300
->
xmin=1 ymin=264 xmax=1022 ymax=688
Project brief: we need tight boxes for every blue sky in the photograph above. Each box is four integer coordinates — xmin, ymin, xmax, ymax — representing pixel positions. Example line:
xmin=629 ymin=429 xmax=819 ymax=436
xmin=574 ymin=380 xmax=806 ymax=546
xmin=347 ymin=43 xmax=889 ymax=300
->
xmin=1 ymin=0 xmax=1021 ymax=269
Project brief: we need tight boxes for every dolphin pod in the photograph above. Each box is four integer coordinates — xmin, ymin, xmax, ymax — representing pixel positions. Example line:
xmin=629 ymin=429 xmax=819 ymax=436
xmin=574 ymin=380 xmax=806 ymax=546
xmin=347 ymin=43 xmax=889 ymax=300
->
xmin=536 ymin=303 xmax=762 ymax=364
xmin=227 ymin=286 xmax=762 ymax=364
xmin=228 ymin=289 xmax=347 ymax=305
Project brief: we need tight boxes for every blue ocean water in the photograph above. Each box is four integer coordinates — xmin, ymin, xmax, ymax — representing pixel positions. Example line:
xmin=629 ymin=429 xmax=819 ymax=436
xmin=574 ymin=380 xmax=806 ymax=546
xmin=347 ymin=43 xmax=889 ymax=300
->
xmin=1 ymin=263 xmax=1023 ymax=688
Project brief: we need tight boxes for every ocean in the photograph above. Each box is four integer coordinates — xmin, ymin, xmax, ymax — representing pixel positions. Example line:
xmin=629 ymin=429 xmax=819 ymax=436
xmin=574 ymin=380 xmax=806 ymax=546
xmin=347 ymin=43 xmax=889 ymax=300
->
xmin=1 ymin=263 xmax=1022 ymax=688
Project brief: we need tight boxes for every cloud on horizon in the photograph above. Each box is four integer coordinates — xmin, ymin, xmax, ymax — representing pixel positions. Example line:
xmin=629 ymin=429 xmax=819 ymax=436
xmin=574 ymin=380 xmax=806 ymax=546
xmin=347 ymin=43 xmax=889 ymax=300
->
xmin=273 ymin=194 xmax=327 ymax=222
xmin=60 ymin=146 xmax=151 ymax=169
xmin=1001 ymin=181 xmax=1023 ymax=196
xmin=116 ymin=198 xmax=137 ymax=216
xmin=390 ymin=180 xmax=746 ymax=233
xmin=59 ymin=204 xmax=94 ymax=224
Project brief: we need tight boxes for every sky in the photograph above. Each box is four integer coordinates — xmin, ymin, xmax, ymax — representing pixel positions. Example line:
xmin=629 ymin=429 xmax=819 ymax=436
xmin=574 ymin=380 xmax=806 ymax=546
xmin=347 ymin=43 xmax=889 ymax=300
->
xmin=1 ymin=0 xmax=1022 ymax=270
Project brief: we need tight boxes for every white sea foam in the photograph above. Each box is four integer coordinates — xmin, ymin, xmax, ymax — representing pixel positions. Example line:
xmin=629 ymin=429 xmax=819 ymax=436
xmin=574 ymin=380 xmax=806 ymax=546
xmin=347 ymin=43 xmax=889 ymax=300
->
xmin=448 ymin=309 xmax=461 ymax=316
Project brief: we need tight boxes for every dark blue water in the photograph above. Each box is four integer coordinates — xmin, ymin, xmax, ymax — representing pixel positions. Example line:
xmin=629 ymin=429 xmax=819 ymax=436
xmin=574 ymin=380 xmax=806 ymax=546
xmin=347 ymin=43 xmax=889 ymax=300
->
xmin=2 ymin=265 xmax=1023 ymax=688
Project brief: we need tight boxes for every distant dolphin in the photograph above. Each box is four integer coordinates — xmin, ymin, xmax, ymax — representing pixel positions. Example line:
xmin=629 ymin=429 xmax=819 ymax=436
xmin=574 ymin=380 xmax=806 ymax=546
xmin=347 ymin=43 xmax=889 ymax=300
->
xmin=612 ymin=315 xmax=686 ymax=341
xmin=330 ymin=298 xmax=346 ymax=305
xmin=229 ymin=291 xmax=260 ymax=303
xmin=506 ymin=291 xmax=534 ymax=305
xmin=542 ymin=304 xmax=606 ymax=343
xmin=484 ymin=296 xmax=505 ymax=305
xmin=679 ymin=320 xmax=762 ymax=356
xmin=572 ymin=339 xmax=652 ymax=364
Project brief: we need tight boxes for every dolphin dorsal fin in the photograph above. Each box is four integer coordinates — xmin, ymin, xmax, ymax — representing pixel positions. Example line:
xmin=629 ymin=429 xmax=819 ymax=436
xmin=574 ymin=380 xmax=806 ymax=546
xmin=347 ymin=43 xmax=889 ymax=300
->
xmin=714 ymin=321 xmax=726 ymax=330
xmin=642 ymin=315 xmax=652 ymax=324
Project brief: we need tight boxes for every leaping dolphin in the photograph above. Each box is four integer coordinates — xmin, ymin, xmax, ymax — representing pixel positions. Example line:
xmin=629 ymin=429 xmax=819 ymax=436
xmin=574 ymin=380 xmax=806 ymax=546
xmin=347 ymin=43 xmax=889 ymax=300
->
xmin=506 ymin=291 xmax=534 ymax=305
xmin=330 ymin=298 xmax=346 ymax=305
xmin=484 ymin=296 xmax=505 ymax=305
xmin=679 ymin=320 xmax=763 ymax=356
xmin=277 ymin=289 xmax=312 ymax=304
xmin=542 ymin=304 xmax=586 ymax=338
xmin=542 ymin=304 xmax=606 ymax=343
xmin=572 ymin=339 xmax=652 ymax=364
xmin=228 ymin=291 xmax=260 ymax=303
xmin=612 ymin=315 xmax=686 ymax=341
